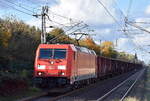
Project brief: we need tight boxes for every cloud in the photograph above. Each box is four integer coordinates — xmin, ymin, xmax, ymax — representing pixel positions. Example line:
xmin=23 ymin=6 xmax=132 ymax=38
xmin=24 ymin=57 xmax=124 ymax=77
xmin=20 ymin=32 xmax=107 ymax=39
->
xmin=94 ymin=28 xmax=112 ymax=40
xmin=115 ymin=33 xmax=150 ymax=64
xmin=26 ymin=18 xmax=41 ymax=28
xmin=92 ymin=27 xmax=126 ymax=42
xmin=128 ymin=17 xmax=150 ymax=36
xmin=49 ymin=0 xmax=117 ymax=25
xmin=116 ymin=33 xmax=150 ymax=53
xmin=133 ymin=34 xmax=150 ymax=46
xmin=135 ymin=17 xmax=150 ymax=26
xmin=145 ymin=5 xmax=150 ymax=15
xmin=116 ymin=38 xmax=135 ymax=52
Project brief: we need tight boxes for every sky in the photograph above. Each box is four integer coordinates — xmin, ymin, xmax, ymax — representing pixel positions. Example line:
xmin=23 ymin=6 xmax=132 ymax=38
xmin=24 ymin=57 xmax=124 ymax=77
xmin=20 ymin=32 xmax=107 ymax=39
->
xmin=0 ymin=0 xmax=150 ymax=64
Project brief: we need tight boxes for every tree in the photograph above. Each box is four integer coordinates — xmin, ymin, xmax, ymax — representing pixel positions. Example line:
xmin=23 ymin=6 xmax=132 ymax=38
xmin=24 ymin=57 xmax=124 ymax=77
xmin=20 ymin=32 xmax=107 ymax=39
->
xmin=0 ymin=17 xmax=42 ymax=90
xmin=117 ymin=52 xmax=135 ymax=62
xmin=79 ymin=37 xmax=101 ymax=54
xmin=0 ymin=30 xmax=11 ymax=48
xmin=50 ymin=28 xmax=64 ymax=36
xmin=0 ymin=17 xmax=41 ymax=64
xmin=100 ymin=41 xmax=117 ymax=58
xmin=47 ymin=28 xmax=75 ymax=44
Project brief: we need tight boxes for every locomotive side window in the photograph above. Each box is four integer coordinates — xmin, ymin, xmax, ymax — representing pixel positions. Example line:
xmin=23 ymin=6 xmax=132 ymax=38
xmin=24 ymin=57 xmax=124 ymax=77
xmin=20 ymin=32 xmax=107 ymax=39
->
xmin=54 ymin=49 xmax=66 ymax=59
xmin=39 ymin=49 xmax=53 ymax=59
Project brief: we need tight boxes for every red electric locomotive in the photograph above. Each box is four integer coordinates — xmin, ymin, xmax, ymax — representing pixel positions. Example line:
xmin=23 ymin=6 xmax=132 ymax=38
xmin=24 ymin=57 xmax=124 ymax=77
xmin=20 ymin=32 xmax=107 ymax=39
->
xmin=34 ymin=44 xmax=97 ymax=87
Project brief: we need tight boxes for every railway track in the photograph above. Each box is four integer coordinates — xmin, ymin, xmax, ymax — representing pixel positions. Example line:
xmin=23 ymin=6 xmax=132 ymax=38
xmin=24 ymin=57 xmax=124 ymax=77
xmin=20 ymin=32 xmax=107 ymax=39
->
xmin=19 ymin=69 xmax=144 ymax=101
xmin=96 ymin=68 xmax=145 ymax=101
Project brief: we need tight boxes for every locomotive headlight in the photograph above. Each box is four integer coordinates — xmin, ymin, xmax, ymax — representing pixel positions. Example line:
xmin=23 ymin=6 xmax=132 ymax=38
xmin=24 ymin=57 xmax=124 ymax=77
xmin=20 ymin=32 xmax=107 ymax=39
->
xmin=50 ymin=61 xmax=54 ymax=64
xmin=38 ymin=72 xmax=42 ymax=76
xmin=61 ymin=72 xmax=65 ymax=75
xmin=58 ymin=65 xmax=66 ymax=70
xmin=37 ymin=65 xmax=46 ymax=69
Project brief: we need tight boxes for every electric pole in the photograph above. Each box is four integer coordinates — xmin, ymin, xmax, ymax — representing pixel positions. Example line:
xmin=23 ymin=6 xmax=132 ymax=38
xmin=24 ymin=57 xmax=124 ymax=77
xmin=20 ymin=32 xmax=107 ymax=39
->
xmin=115 ymin=39 xmax=118 ymax=47
xmin=33 ymin=6 xmax=49 ymax=44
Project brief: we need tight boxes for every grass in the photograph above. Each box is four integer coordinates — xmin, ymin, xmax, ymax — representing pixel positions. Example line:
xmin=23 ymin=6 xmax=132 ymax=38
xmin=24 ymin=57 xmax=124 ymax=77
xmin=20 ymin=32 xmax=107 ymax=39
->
xmin=144 ymin=67 xmax=150 ymax=101
xmin=0 ymin=87 xmax=42 ymax=101
xmin=124 ymin=97 xmax=140 ymax=101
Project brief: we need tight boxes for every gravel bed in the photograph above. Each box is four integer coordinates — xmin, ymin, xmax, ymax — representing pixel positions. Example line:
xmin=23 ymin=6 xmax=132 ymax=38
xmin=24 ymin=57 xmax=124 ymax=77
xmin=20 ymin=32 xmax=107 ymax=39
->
xmin=52 ymin=70 xmax=138 ymax=101
xmin=124 ymin=67 xmax=150 ymax=101
xmin=101 ymin=70 xmax=142 ymax=101
xmin=28 ymin=69 xmax=139 ymax=101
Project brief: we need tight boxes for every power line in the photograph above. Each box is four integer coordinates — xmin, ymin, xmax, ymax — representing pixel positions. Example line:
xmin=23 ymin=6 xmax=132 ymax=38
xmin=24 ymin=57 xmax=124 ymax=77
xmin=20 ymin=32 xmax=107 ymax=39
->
xmin=46 ymin=13 xmax=87 ymax=31
xmin=18 ymin=0 xmax=39 ymax=10
xmin=48 ymin=9 xmax=80 ymax=24
xmin=81 ymin=1 xmax=150 ymax=59
xmin=50 ymin=24 xmax=88 ymax=42
xmin=96 ymin=0 xmax=121 ymax=27
xmin=121 ymin=23 xmax=150 ymax=56
xmin=49 ymin=24 xmax=88 ymax=43
xmin=33 ymin=6 xmax=86 ymax=43
xmin=127 ymin=0 xmax=133 ymax=18
xmin=3 ymin=0 xmax=34 ymax=13
xmin=113 ymin=0 xmax=126 ymax=17
xmin=96 ymin=0 xmax=129 ymax=43
xmin=46 ymin=14 xmax=68 ymax=27
xmin=128 ymin=21 xmax=150 ymax=24
xmin=126 ymin=21 xmax=150 ymax=34
xmin=49 ymin=10 xmax=70 ymax=20
xmin=0 ymin=1 xmax=33 ymax=16
xmin=46 ymin=11 xmax=84 ymax=28
xmin=96 ymin=0 xmax=127 ymax=44
xmin=26 ymin=0 xmax=41 ymax=7
xmin=113 ymin=0 xmax=146 ymax=54
xmin=118 ymin=0 xmax=150 ymax=57
xmin=33 ymin=6 xmax=84 ymax=43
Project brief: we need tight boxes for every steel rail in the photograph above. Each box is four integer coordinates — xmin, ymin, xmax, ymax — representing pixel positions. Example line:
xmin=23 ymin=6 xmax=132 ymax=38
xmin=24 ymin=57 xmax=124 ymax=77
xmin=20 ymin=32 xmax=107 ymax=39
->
xmin=120 ymin=69 xmax=145 ymax=101
xmin=96 ymin=69 xmax=145 ymax=101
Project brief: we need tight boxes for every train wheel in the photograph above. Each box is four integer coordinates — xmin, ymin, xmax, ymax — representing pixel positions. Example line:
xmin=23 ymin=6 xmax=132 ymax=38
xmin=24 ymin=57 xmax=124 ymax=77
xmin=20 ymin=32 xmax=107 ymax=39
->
xmin=74 ymin=82 xmax=79 ymax=89
xmin=71 ymin=82 xmax=79 ymax=90
xmin=87 ymin=79 xmax=90 ymax=85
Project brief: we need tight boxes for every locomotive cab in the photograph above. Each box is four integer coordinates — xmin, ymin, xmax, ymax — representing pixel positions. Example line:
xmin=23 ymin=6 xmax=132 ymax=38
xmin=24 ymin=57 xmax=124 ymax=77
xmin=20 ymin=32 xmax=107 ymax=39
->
xmin=34 ymin=44 xmax=75 ymax=86
xmin=36 ymin=48 xmax=67 ymax=77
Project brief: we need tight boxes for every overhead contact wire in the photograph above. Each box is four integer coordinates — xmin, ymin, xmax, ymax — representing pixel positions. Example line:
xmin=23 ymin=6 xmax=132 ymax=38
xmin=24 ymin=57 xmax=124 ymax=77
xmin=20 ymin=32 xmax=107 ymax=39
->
xmin=3 ymin=0 xmax=34 ymax=13
xmin=0 ymin=1 xmax=33 ymax=16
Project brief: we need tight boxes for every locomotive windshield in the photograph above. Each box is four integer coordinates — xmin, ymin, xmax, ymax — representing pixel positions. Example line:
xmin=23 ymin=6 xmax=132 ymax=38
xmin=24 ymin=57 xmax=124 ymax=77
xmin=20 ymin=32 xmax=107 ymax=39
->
xmin=54 ymin=49 xmax=66 ymax=59
xmin=39 ymin=49 xmax=53 ymax=59
xmin=39 ymin=48 xmax=66 ymax=59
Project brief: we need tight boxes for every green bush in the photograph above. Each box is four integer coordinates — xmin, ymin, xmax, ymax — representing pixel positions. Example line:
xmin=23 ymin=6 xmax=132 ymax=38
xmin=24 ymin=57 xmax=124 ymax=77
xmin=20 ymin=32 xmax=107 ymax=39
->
xmin=0 ymin=74 xmax=29 ymax=96
xmin=0 ymin=60 xmax=34 ymax=96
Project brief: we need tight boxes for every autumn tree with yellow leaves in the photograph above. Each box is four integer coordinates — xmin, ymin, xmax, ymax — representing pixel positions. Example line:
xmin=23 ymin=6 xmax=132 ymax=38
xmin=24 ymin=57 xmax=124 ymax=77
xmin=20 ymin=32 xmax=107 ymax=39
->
xmin=79 ymin=37 xmax=101 ymax=54
xmin=100 ymin=41 xmax=118 ymax=58
xmin=0 ymin=29 xmax=11 ymax=48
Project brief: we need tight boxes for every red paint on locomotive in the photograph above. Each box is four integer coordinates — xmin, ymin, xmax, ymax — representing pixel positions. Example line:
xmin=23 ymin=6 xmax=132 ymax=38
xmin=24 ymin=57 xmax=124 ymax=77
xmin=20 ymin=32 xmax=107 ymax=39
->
xmin=34 ymin=44 xmax=97 ymax=85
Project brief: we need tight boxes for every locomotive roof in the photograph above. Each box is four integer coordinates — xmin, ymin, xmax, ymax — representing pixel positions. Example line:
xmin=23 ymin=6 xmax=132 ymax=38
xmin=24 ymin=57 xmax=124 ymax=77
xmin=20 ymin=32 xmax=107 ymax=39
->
xmin=74 ymin=46 xmax=96 ymax=55
xmin=38 ymin=44 xmax=96 ymax=55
